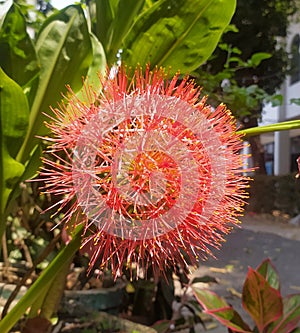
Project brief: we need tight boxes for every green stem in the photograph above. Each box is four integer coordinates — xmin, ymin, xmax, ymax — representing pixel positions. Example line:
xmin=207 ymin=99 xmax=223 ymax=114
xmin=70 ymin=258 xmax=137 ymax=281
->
xmin=0 ymin=210 xmax=5 ymax=254
xmin=238 ymin=119 xmax=300 ymax=137
xmin=0 ymin=224 xmax=83 ymax=333
xmin=40 ymin=252 xmax=74 ymax=320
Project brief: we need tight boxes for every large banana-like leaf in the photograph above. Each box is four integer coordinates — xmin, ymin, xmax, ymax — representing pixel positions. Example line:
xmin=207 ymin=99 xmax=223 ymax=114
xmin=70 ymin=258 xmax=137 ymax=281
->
xmin=94 ymin=0 xmax=116 ymax=51
xmin=17 ymin=5 xmax=93 ymax=163
xmin=122 ymin=0 xmax=236 ymax=74
xmin=0 ymin=68 xmax=29 ymax=240
xmin=106 ymin=0 xmax=145 ymax=64
xmin=74 ymin=33 xmax=107 ymax=104
xmin=0 ymin=3 xmax=39 ymax=88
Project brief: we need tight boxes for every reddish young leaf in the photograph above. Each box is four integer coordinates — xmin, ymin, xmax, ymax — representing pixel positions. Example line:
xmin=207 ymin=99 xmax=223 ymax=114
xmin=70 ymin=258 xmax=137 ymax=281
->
xmin=267 ymin=294 xmax=300 ymax=333
xmin=257 ymin=259 xmax=280 ymax=291
xmin=242 ymin=267 xmax=283 ymax=332
xmin=151 ymin=319 xmax=171 ymax=333
xmin=193 ymin=287 xmax=228 ymax=310
xmin=192 ymin=287 xmax=252 ymax=333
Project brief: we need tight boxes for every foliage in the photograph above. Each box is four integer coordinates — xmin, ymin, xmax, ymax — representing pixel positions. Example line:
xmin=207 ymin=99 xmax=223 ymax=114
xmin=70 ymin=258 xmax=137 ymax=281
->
xmin=205 ymin=0 xmax=298 ymax=96
xmin=84 ymin=0 xmax=236 ymax=74
xmin=193 ymin=42 xmax=274 ymax=120
xmin=194 ymin=0 xmax=298 ymax=173
xmin=193 ymin=259 xmax=300 ymax=333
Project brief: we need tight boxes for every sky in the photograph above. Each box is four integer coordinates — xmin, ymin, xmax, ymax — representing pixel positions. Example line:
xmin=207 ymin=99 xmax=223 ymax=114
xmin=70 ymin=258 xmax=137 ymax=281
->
xmin=51 ymin=0 xmax=76 ymax=9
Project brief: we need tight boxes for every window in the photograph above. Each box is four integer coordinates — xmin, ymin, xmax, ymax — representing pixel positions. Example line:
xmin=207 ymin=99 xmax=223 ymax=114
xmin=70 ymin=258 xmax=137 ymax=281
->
xmin=290 ymin=34 xmax=300 ymax=85
xmin=264 ymin=143 xmax=274 ymax=175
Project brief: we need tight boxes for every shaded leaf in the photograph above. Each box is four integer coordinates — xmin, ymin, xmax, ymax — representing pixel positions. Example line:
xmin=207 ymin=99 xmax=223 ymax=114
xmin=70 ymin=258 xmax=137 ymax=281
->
xmin=267 ymin=294 xmax=300 ymax=333
xmin=242 ymin=267 xmax=283 ymax=332
xmin=123 ymin=0 xmax=236 ymax=74
xmin=17 ymin=5 xmax=93 ymax=163
xmin=257 ymin=259 xmax=280 ymax=291
xmin=191 ymin=275 xmax=218 ymax=284
xmin=192 ymin=287 xmax=251 ymax=332
xmin=247 ymin=52 xmax=272 ymax=68
xmin=0 ymin=68 xmax=29 ymax=246
xmin=151 ymin=319 xmax=171 ymax=333
xmin=0 ymin=3 xmax=39 ymax=87
xmin=5 ymin=145 xmax=43 ymax=214
xmin=94 ymin=0 xmax=116 ymax=51
xmin=0 ymin=68 xmax=28 ymax=209
xmin=106 ymin=0 xmax=145 ymax=64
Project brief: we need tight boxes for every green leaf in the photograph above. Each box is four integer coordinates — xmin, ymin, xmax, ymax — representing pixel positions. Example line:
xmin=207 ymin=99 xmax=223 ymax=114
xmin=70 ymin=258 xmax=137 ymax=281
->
xmin=247 ymin=52 xmax=272 ymax=68
xmin=151 ymin=320 xmax=171 ymax=333
xmin=122 ymin=0 xmax=236 ymax=74
xmin=17 ymin=5 xmax=93 ymax=164
xmin=192 ymin=287 xmax=251 ymax=332
xmin=74 ymin=33 xmax=106 ymax=105
xmin=290 ymin=98 xmax=300 ymax=106
xmin=106 ymin=0 xmax=145 ymax=64
xmin=267 ymin=94 xmax=283 ymax=107
xmin=256 ymin=259 xmax=280 ymax=291
xmin=0 ymin=3 xmax=39 ymax=87
xmin=0 ymin=68 xmax=29 ymax=212
xmin=94 ymin=0 xmax=116 ymax=51
xmin=267 ymin=294 xmax=300 ymax=333
xmin=0 ymin=67 xmax=29 ymax=240
xmin=5 ymin=145 xmax=42 ymax=215
xmin=242 ymin=267 xmax=283 ymax=332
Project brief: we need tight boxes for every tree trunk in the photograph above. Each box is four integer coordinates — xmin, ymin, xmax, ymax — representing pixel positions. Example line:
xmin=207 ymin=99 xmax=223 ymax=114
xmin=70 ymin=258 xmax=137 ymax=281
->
xmin=242 ymin=115 xmax=267 ymax=174
xmin=248 ymin=135 xmax=267 ymax=174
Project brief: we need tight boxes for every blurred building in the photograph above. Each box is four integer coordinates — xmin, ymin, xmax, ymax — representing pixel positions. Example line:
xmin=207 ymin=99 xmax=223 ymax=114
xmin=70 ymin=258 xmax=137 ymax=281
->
xmin=261 ymin=18 xmax=300 ymax=175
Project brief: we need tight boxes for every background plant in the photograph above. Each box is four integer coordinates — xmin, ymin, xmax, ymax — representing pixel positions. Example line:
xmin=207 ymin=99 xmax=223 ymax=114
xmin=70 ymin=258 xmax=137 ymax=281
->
xmin=193 ymin=259 xmax=300 ymax=333
xmin=194 ymin=0 xmax=298 ymax=172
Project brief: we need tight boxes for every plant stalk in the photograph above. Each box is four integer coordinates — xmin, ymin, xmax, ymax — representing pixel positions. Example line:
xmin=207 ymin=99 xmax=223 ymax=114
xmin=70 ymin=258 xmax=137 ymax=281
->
xmin=0 ymin=224 xmax=83 ymax=333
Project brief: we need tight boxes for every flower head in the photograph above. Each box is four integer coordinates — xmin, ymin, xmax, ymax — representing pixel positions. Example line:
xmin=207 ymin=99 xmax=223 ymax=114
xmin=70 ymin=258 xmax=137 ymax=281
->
xmin=40 ymin=66 xmax=250 ymax=278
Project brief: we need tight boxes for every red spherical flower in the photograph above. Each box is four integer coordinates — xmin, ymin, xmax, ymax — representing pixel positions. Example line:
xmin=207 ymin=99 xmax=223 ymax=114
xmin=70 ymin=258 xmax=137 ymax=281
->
xmin=40 ymin=66 xmax=250 ymax=278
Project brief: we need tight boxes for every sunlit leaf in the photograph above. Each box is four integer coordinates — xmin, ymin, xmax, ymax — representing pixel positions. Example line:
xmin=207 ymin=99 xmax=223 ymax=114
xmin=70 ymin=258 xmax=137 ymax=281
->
xmin=74 ymin=33 xmax=107 ymax=104
xmin=17 ymin=5 xmax=93 ymax=163
xmin=0 ymin=3 xmax=39 ymax=87
xmin=122 ymin=0 xmax=236 ymax=74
